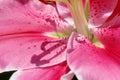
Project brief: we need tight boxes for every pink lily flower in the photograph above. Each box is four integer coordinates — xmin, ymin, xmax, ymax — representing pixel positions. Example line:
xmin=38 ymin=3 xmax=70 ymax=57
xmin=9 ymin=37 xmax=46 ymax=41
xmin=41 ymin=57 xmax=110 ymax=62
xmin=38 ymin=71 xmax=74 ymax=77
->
xmin=0 ymin=0 xmax=120 ymax=80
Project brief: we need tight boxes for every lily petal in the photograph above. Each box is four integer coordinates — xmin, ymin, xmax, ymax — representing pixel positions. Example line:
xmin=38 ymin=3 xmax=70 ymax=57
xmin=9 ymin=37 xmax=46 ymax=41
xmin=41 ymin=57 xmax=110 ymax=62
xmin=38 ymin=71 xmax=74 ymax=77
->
xmin=0 ymin=35 xmax=68 ymax=73
xmin=0 ymin=0 xmax=71 ymax=73
xmin=0 ymin=0 xmax=73 ymax=35
xmin=67 ymin=33 xmax=120 ymax=80
xmin=61 ymin=71 xmax=74 ymax=80
xmin=9 ymin=62 xmax=69 ymax=80
xmin=89 ymin=0 xmax=118 ymax=27
xmin=56 ymin=2 xmax=74 ymax=27
xmin=90 ymin=0 xmax=120 ymax=68
xmin=92 ymin=27 xmax=120 ymax=64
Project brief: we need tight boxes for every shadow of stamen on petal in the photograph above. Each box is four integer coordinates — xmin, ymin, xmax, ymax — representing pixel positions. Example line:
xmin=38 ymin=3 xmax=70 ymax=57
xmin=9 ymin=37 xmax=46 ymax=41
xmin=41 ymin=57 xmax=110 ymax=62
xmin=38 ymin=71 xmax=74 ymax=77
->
xmin=16 ymin=0 xmax=29 ymax=5
xmin=30 ymin=38 xmax=67 ymax=66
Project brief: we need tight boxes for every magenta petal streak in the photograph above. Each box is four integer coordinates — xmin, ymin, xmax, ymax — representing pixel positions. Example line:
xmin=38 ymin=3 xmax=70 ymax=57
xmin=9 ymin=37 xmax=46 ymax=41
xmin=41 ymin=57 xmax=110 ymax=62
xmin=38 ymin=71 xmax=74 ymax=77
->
xmin=67 ymin=33 xmax=120 ymax=80
xmin=92 ymin=27 xmax=120 ymax=65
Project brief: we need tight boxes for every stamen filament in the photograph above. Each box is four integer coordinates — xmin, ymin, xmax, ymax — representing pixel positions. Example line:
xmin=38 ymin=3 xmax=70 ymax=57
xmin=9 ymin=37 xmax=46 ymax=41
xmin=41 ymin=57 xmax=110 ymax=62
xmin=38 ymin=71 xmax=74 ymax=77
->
xmin=45 ymin=0 xmax=92 ymax=39
xmin=66 ymin=0 xmax=91 ymax=39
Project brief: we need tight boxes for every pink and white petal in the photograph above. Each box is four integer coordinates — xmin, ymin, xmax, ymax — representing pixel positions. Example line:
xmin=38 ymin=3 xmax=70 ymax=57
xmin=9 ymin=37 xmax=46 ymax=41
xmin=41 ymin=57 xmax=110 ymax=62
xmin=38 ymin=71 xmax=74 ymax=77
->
xmin=92 ymin=27 xmax=120 ymax=63
xmin=56 ymin=2 xmax=74 ymax=27
xmin=89 ymin=0 xmax=118 ymax=27
xmin=67 ymin=33 xmax=120 ymax=80
xmin=101 ymin=0 xmax=120 ymax=28
xmin=0 ymin=35 xmax=68 ymax=73
xmin=0 ymin=0 xmax=73 ymax=35
xmin=0 ymin=0 xmax=71 ymax=73
xmin=9 ymin=62 xmax=69 ymax=80
xmin=61 ymin=71 xmax=74 ymax=80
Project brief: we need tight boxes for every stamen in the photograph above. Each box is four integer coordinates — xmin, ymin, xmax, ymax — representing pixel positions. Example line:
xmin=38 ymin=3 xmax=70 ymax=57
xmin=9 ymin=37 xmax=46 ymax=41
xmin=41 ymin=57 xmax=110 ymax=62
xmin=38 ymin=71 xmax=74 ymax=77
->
xmin=42 ymin=0 xmax=93 ymax=40
xmin=84 ymin=0 xmax=90 ymax=21
xmin=46 ymin=0 xmax=92 ymax=39
xmin=67 ymin=0 xmax=93 ymax=40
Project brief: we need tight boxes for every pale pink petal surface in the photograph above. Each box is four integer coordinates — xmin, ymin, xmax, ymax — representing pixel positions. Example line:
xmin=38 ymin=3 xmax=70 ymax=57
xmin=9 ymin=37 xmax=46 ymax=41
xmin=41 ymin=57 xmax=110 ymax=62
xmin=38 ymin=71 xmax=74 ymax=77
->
xmin=89 ymin=0 xmax=118 ymax=27
xmin=56 ymin=2 xmax=74 ymax=27
xmin=9 ymin=62 xmax=69 ymax=80
xmin=61 ymin=71 xmax=74 ymax=80
xmin=0 ymin=0 xmax=73 ymax=35
xmin=0 ymin=35 xmax=68 ymax=73
xmin=67 ymin=33 xmax=120 ymax=80
xmin=0 ymin=0 xmax=72 ymax=72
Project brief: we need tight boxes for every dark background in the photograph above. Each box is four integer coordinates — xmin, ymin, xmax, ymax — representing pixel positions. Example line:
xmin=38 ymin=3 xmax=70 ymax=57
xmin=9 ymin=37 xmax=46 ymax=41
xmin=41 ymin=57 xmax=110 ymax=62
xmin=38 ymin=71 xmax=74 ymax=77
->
xmin=0 ymin=71 xmax=77 ymax=80
xmin=0 ymin=71 xmax=15 ymax=80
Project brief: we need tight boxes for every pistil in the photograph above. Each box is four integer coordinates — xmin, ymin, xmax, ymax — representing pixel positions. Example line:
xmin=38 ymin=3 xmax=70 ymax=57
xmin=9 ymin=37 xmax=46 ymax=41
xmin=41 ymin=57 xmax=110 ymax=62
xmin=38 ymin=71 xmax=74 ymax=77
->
xmin=41 ymin=0 xmax=92 ymax=40
xmin=66 ymin=0 xmax=90 ymax=38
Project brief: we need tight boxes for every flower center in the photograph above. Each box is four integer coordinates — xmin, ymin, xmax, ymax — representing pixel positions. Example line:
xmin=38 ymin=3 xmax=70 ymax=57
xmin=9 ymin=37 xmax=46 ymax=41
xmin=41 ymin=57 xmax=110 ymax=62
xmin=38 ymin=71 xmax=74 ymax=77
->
xmin=41 ymin=0 xmax=93 ymax=40
xmin=61 ymin=0 xmax=90 ymax=37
